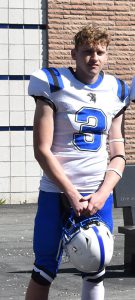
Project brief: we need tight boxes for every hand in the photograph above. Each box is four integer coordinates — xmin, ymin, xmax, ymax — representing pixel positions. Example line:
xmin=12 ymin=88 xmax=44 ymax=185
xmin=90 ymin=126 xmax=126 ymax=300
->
xmin=69 ymin=196 xmax=89 ymax=217
xmin=81 ymin=192 xmax=107 ymax=216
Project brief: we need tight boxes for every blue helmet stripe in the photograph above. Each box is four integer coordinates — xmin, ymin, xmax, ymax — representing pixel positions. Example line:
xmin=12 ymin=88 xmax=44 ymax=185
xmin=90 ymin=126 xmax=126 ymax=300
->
xmin=92 ymin=226 xmax=105 ymax=271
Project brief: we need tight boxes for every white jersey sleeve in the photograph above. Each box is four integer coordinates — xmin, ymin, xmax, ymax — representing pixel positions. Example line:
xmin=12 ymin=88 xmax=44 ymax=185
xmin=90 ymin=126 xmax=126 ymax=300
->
xmin=111 ymin=76 xmax=129 ymax=117
xmin=28 ymin=67 xmax=65 ymax=110
xmin=28 ymin=69 xmax=50 ymax=99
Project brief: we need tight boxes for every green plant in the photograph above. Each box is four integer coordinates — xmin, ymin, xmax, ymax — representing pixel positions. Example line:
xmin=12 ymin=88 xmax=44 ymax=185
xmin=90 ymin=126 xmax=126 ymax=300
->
xmin=0 ymin=199 xmax=6 ymax=205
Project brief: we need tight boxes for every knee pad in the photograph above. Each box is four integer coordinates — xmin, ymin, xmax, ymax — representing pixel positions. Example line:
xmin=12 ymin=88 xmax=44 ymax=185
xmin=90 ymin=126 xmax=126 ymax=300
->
xmin=82 ymin=268 xmax=105 ymax=283
xmin=31 ymin=265 xmax=55 ymax=286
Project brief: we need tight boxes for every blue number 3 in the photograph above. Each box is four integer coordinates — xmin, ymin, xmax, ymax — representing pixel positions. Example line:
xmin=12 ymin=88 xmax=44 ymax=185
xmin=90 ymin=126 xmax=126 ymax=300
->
xmin=73 ymin=107 xmax=107 ymax=151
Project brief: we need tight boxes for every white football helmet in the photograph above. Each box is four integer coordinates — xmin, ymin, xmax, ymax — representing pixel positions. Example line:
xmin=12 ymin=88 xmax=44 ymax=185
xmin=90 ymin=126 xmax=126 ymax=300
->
xmin=63 ymin=217 xmax=114 ymax=273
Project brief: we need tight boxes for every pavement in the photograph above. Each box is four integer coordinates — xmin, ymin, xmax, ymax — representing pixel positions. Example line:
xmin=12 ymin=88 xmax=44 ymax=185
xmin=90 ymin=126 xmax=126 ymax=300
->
xmin=0 ymin=204 xmax=135 ymax=300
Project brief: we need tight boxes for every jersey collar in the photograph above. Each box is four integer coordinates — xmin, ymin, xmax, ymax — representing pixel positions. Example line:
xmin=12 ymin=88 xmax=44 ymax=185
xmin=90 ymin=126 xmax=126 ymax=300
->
xmin=68 ymin=67 xmax=104 ymax=88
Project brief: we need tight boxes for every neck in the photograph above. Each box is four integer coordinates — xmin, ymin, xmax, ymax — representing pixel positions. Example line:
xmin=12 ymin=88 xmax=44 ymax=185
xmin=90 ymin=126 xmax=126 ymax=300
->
xmin=74 ymin=69 xmax=99 ymax=85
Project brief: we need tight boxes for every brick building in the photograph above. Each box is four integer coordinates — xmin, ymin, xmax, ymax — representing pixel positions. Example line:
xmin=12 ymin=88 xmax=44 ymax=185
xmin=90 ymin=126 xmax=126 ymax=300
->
xmin=0 ymin=0 xmax=134 ymax=204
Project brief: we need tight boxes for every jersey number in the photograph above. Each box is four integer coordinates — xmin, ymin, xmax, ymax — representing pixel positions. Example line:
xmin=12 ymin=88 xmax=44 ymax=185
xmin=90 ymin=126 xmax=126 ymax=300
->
xmin=73 ymin=107 xmax=106 ymax=151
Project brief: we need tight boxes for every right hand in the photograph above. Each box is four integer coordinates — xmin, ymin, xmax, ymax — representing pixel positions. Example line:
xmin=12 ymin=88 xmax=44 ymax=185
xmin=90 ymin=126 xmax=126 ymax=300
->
xmin=69 ymin=196 xmax=89 ymax=217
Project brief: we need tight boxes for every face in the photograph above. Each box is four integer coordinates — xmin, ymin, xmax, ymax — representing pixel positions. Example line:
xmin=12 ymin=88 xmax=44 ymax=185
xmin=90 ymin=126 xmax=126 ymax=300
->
xmin=71 ymin=43 xmax=108 ymax=84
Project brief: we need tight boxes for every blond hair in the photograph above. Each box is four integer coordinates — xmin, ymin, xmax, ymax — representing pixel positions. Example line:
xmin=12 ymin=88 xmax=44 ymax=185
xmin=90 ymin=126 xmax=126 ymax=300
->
xmin=74 ymin=24 xmax=111 ymax=49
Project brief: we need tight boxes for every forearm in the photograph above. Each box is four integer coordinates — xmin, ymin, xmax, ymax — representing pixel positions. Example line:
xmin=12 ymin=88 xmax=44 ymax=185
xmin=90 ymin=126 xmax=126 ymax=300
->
xmin=98 ymin=157 xmax=125 ymax=197
xmin=101 ymin=113 xmax=126 ymax=198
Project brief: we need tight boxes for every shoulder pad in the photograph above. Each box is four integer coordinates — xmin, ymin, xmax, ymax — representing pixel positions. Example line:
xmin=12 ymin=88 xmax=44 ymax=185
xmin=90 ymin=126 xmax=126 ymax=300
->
xmin=42 ymin=67 xmax=64 ymax=93
xmin=116 ymin=78 xmax=129 ymax=102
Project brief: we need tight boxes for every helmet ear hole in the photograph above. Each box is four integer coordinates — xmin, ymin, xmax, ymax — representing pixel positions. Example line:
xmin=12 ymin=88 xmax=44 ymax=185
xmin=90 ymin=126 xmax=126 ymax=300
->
xmin=72 ymin=246 xmax=77 ymax=253
xmin=63 ymin=222 xmax=114 ymax=273
xmin=85 ymin=237 xmax=89 ymax=246
xmin=107 ymin=231 xmax=110 ymax=238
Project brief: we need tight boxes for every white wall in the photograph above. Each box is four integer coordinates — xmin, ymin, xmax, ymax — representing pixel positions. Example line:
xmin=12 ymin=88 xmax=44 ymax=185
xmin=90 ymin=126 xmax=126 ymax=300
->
xmin=0 ymin=0 xmax=47 ymax=203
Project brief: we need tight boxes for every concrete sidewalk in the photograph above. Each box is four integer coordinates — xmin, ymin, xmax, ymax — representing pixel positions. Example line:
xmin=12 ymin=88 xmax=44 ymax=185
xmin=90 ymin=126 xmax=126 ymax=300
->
xmin=0 ymin=204 xmax=135 ymax=300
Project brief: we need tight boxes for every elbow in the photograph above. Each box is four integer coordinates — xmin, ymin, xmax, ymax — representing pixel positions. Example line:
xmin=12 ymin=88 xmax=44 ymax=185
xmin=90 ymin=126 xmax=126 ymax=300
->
xmin=34 ymin=145 xmax=51 ymax=163
xmin=34 ymin=147 xmax=41 ymax=162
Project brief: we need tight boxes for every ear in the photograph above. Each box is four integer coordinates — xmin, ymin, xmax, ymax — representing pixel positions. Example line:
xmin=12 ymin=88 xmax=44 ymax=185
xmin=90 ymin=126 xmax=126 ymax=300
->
xmin=71 ymin=48 xmax=76 ymax=60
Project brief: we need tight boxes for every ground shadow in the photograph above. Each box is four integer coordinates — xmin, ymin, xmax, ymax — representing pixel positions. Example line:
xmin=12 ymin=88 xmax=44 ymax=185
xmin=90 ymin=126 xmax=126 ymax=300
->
xmin=8 ymin=264 xmax=135 ymax=278
xmin=105 ymin=264 xmax=135 ymax=278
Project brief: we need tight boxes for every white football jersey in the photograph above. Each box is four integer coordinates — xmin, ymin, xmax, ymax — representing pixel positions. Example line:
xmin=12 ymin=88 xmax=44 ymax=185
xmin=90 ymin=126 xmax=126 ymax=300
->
xmin=28 ymin=67 xmax=129 ymax=193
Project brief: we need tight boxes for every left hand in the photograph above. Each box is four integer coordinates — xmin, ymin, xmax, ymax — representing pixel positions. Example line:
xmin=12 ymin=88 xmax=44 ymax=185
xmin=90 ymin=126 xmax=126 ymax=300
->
xmin=80 ymin=192 xmax=107 ymax=216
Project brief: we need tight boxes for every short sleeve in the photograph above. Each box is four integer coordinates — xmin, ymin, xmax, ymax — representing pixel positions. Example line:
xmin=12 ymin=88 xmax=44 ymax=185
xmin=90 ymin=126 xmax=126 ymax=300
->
xmin=112 ymin=77 xmax=130 ymax=118
xmin=28 ymin=69 xmax=51 ymax=100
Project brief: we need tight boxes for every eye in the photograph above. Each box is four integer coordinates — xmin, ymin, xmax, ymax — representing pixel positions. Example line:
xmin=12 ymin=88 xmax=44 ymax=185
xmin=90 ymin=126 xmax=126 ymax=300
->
xmin=97 ymin=51 xmax=104 ymax=56
xmin=84 ymin=50 xmax=93 ymax=55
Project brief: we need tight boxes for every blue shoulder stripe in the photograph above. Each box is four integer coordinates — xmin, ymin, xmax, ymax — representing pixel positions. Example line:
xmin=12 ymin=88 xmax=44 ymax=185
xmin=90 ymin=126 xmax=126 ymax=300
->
xmin=116 ymin=78 xmax=129 ymax=102
xmin=42 ymin=67 xmax=64 ymax=93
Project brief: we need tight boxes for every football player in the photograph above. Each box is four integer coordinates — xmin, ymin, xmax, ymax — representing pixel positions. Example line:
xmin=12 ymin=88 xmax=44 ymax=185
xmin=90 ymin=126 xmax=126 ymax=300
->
xmin=25 ymin=25 xmax=130 ymax=300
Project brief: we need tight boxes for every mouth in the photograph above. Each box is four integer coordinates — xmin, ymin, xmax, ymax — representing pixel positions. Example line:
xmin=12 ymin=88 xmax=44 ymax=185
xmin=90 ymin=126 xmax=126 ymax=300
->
xmin=87 ymin=64 xmax=99 ymax=72
xmin=88 ymin=64 xmax=99 ymax=68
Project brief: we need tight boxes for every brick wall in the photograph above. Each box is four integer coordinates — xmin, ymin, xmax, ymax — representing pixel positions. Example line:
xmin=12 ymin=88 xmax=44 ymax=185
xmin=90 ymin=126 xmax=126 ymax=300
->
xmin=48 ymin=0 xmax=135 ymax=164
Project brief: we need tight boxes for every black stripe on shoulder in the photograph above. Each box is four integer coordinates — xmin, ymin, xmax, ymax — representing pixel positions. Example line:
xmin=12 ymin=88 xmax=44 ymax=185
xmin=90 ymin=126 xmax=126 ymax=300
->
xmin=116 ymin=78 xmax=129 ymax=102
xmin=32 ymin=96 xmax=56 ymax=112
xmin=42 ymin=67 xmax=64 ymax=93
xmin=119 ymin=79 xmax=125 ymax=101
xmin=48 ymin=68 xmax=60 ymax=92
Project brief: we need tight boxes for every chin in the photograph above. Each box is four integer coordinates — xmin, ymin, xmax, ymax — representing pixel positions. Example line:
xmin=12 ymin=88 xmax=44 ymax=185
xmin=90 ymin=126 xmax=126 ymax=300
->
xmin=88 ymin=70 xmax=98 ymax=78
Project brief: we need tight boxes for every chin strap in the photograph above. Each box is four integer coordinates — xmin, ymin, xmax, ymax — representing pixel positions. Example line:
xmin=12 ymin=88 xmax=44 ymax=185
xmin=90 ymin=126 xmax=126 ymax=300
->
xmin=63 ymin=209 xmax=103 ymax=245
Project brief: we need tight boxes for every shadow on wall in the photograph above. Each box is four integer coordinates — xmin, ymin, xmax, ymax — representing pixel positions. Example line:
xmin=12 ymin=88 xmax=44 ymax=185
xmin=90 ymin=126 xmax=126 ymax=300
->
xmin=41 ymin=0 xmax=48 ymax=68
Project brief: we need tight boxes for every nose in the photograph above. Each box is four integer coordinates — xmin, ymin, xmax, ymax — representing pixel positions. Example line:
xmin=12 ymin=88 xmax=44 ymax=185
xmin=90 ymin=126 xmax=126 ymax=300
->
xmin=91 ymin=51 xmax=98 ymax=61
